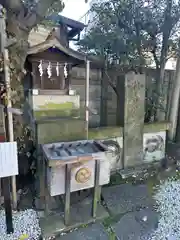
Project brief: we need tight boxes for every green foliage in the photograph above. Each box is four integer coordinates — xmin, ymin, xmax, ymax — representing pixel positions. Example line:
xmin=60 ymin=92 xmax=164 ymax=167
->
xmin=23 ymin=0 xmax=64 ymax=15
xmin=78 ymin=0 xmax=180 ymax=69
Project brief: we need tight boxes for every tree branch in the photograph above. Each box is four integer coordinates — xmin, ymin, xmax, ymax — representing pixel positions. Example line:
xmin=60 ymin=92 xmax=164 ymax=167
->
xmin=151 ymin=47 xmax=160 ymax=69
xmin=104 ymin=71 xmax=118 ymax=96
xmin=165 ymin=51 xmax=176 ymax=61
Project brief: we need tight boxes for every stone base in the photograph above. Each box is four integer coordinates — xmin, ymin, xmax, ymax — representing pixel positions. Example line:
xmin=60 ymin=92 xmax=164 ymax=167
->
xmin=40 ymin=197 xmax=109 ymax=239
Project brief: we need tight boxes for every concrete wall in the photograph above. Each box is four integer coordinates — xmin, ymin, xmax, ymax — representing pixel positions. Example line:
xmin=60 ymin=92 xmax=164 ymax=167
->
xmin=104 ymin=131 xmax=166 ymax=172
xmin=36 ymin=122 xmax=170 ymax=172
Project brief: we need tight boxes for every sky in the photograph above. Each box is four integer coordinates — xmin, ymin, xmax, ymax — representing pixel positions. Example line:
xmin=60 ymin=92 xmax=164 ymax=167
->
xmin=61 ymin=0 xmax=89 ymax=21
xmin=61 ymin=0 xmax=90 ymax=48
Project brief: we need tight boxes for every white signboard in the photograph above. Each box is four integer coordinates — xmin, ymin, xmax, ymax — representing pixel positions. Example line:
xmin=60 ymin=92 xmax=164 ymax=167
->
xmin=0 ymin=142 xmax=18 ymax=178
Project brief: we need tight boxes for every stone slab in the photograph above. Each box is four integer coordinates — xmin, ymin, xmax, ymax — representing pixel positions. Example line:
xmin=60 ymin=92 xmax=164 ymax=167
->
xmin=57 ymin=223 xmax=109 ymax=240
xmin=123 ymin=73 xmax=145 ymax=167
xmin=40 ymin=199 xmax=109 ymax=239
xmin=112 ymin=208 xmax=158 ymax=240
xmin=102 ymin=184 xmax=153 ymax=215
xmin=119 ymin=161 xmax=160 ymax=179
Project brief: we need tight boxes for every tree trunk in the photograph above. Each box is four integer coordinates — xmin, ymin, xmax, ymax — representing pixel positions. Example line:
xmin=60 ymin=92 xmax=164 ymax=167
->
xmin=154 ymin=0 xmax=173 ymax=121
xmin=6 ymin=18 xmax=29 ymax=108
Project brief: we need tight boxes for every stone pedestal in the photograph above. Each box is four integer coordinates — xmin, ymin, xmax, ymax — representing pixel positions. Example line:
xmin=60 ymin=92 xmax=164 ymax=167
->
xmin=118 ymin=72 xmax=145 ymax=167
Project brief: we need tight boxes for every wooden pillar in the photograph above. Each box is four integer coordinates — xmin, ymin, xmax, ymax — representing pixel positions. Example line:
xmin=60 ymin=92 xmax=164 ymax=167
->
xmin=122 ymin=72 xmax=145 ymax=168
xmin=0 ymin=106 xmax=5 ymax=198
xmin=60 ymin=65 xmax=65 ymax=90
xmin=66 ymin=64 xmax=72 ymax=91
xmin=85 ymin=60 xmax=90 ymax=139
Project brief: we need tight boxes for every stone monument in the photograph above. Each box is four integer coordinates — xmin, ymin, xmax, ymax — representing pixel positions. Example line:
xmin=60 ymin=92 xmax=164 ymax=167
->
xmin=118 ymin=72 xmax=145 ymax=167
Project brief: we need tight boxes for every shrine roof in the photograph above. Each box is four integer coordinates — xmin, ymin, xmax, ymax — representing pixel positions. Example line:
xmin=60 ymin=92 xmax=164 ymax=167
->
xmin=27 ymin=36 xmax=103 ymax=66
xmin=28 ymin=37 xmax=87 ymax=62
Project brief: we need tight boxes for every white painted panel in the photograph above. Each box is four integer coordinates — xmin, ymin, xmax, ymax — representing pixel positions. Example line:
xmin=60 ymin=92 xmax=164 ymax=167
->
xmin=48 ymin=154 xmax=110 ymax=196
xmin=93 ymin=152 xmax=110 ymax=186
xmin=143 ymin=131 xmax=166 ymax=162
xmin=0 ymin=142 xmax=18 ymax=178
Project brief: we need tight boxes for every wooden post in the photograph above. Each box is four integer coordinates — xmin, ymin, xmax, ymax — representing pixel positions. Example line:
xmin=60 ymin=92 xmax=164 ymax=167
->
xmin=85 ymin=60 xmax=90 ymax=140
xmin=0 ymin=106 xmax=5 ymax=199
xmin=1 ymin=176 xmax=14 ymax=234
xmin=61 ymin=64 xmax=65 ymax=90
xmin=0 ymin=5 xmax=17 ymax=209
xmin=3 ymin=49 xmax=17 ymax=209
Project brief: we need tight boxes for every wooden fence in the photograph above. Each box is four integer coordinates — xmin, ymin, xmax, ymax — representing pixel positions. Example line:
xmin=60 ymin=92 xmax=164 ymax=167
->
xmin=71 ymin=66 xmax=175 ymax=127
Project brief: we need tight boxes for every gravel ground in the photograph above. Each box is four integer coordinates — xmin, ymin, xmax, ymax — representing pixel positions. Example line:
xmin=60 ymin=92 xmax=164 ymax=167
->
xmin=141 ymin=178 xmax=180 ymax=240
xmin=0 ymin=209 xmax=41 ymax=240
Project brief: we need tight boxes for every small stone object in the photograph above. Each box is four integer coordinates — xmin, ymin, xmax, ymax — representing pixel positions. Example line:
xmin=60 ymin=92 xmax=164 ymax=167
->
xmin=142 ymin=216 xmax=147 ymax=222
xmin=177 ymin=161 xmax=180 ymax=166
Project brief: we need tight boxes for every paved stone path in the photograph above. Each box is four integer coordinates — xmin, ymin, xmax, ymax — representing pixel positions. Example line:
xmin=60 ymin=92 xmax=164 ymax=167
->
xmin=102 ymin=183 xmax=154 ymax=215
xmin=58 ymin=223 xmax=109 ymax=240
xmin=112 ymin=208 xmax=158 ymax=240
xmin=55 ymin=184 xmax=158 ymax=240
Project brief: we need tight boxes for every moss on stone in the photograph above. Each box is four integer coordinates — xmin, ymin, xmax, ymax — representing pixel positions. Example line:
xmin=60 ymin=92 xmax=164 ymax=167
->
xmin=103 ymin=214 xmax=124 ymax=240
xmin=33 ymin=103 xmax=87 ymax=120
xmin=37 ymin=119 xmax=86 ymax=144
xmin=88 ymin=127 xmax=123 ymax=139
xmin=34 ymin=109 xmax=80 ymax=119
xmin=87 ymin=121 xmax=170 ymax=140
xmin=34 ymin=102 xmax=81 ymax=119
xmin=108 ymin=173 xmax=128 ymax=186
xmin=146 ymin=176 xmax=159 ymax=196
xmin=144 ymin=121 xmax=171 ymax=133
xmin=38 ymin=102 xmax=74 ymax=110
xmin=36 ymin=121 xmax=171 ymax=145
